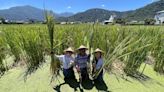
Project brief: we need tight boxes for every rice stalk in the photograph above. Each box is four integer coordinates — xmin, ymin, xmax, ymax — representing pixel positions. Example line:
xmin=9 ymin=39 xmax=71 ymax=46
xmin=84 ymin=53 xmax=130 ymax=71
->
xmin=4 ymin=31 xmax=21 ymax=64
xmin=19 ymin=30 xmax=45 ymax=78
xmin=153 ymin=31 xmax=164 ymax=73
xmin=45 ymin=11 xmax=61 ymax=82
xmin=0 ymin=35 xmax=8 ymax=76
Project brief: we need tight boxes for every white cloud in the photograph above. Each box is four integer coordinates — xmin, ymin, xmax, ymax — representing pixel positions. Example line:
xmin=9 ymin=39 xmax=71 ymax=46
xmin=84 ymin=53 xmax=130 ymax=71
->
xmin=101 ymin=4 xmax=105 ymax=7
xmin=67 ymin=6 xmax=72 ymax=9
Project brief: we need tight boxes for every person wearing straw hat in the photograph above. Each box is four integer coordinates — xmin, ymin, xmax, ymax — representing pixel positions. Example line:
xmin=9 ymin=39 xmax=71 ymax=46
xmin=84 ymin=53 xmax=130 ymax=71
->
xmin=55 ymin=47 xmax=75 ymax=80
xmin=92 ymin=48 xmax=104 ymax=82
xmin=75 ymin=45 xmax=90 ymax=81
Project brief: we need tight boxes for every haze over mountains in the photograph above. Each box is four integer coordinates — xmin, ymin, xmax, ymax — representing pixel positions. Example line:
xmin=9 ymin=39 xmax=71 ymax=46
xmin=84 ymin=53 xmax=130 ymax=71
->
xmin=0 ymin=5 xmax=74 ymax=21
xmin=0 ymin=0 xmax=164 ymax=22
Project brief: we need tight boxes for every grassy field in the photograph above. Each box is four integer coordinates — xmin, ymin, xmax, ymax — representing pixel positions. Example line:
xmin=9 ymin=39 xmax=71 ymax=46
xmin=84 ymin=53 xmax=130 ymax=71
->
xmin=0 ymin=60 xmax=164 ymax=92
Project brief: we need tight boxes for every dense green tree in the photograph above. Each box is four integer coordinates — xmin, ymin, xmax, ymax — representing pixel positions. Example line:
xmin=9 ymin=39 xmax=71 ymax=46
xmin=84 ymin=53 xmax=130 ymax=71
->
xmin=0 ymin=17 xmax=5 ymax=24
xmin=144 ymin=18 xmax=156 ymax=25
xmin=115 ymin=18 xmax=126 ymax=25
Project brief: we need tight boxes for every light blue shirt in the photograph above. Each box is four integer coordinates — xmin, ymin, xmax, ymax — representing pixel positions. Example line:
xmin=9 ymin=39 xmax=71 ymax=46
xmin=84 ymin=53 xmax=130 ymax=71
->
xmin=95 ymin=58 xmax=103 ymax=70
xmin=55 ymin=55 xmax=74 ymax=69
xmin=75 ymin=54 xmax=89 ymax=69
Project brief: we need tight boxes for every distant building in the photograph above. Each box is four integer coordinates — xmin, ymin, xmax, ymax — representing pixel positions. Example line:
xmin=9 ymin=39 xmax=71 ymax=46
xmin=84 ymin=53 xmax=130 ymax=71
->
xmin=60 ymin=22 xmax=67 ymax=25
xmin=0 ymin=20 xmax=2 ymax=24
xmin=70 ymin=22 xmax=75 ymax=24
xmin=5 ymin=19 xmax=9 ymax=23
xmin=15 ymin=20 xmax=26 ymax=24
xmin=130 ymin=20 xmax=138 ymax=23
xmin=103 ymin=15 xmax=115 ymax=24
xmin=154 ymin=10 xmax=164 ymax=24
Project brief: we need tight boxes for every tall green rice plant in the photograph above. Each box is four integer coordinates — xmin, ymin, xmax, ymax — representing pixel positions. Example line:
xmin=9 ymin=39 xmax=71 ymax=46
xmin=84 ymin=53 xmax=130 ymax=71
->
xmin=93 ymin=33 xmax=151 ymax=78
xmin=0 ymin=32 xmax=8 ymax=76
xmin=153 ymin=31 xmax=164 ymax=73
xmin=19 ymin=30 xmax=45 ymax=77
xmin=4 ymin=31 xmax=21 ymax=63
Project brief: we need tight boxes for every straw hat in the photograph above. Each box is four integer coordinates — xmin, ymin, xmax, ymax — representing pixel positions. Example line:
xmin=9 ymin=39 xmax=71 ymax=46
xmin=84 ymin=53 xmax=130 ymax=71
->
xmin=77 ymin=45 xmax=88 ymax=50
xmin=64 ymin=47 xmax=74 ymax=53
xmin=94 ymin=48 xmax=104 ymax=54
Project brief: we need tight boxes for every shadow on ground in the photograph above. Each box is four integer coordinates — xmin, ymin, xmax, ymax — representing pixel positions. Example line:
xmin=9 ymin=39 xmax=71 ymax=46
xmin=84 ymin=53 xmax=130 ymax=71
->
xmin=53 ymin=78 xmax=110 ymax=92
xmin=53 ymin=78 xmax=81 ymax=92
xmin=94 ymin=79 xmax=110 ymax=92
xmin=127 ymin=71 xmax=151 ymax=81
xmin=125 ymin=71 xmax=164 ymax=88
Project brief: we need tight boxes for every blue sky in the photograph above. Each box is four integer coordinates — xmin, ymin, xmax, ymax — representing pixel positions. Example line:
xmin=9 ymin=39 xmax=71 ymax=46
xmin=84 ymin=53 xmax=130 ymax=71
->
xmin=0 ymin=0 xmax=156 ymax=13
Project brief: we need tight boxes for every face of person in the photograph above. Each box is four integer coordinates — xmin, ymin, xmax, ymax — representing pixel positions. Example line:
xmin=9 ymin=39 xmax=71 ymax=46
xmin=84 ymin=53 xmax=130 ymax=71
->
xmin=95 ymin=52 xmax=101 ymax=59
xmin=79 ymin=49 xmax=86 ymax=56
xmin=65 ymin=51 xmax=73 ymax=57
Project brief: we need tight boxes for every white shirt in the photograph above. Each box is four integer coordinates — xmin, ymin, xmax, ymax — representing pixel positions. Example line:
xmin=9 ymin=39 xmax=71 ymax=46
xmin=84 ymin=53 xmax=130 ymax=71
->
xmin=55 ymin=55 xmax=74 ymax=69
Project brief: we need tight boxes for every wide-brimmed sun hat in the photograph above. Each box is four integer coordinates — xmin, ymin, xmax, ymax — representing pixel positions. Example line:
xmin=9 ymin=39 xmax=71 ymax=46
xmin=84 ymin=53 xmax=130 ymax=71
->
xmin=94 ymin=48 xmax=104 ymax=54
xmin=64 ymin=47 xmax=74 ymax=53
xmin=77 ymin=45 xmax=88 ymax=50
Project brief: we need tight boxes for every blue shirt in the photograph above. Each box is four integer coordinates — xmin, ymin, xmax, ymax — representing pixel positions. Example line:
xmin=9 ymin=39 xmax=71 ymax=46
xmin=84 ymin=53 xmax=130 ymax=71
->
xmin=75 ymin=54 xmax=89 ymax=69
xmin=95 ymin=58 xmax=103 ymax=70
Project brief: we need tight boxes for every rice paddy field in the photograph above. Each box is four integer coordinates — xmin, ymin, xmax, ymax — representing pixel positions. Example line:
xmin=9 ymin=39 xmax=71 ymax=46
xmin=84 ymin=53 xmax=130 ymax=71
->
xmin=0 ymin=24 xmax=164 ymax=92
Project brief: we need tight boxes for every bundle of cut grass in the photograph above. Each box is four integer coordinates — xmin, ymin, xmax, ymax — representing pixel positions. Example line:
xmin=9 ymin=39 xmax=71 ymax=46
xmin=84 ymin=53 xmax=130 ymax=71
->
xmin=45 ymin=11 xmax=61 ymax=81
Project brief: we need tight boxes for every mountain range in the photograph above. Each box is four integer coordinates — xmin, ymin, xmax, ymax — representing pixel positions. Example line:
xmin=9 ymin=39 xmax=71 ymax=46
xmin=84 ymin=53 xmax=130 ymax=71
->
xmin=0 ymin=0 xmax=164 ymax=22
xmin=62 ymin=0 xmax=164 ymax=22
xmin=0 ymin=5 xmax=74 ymax=21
